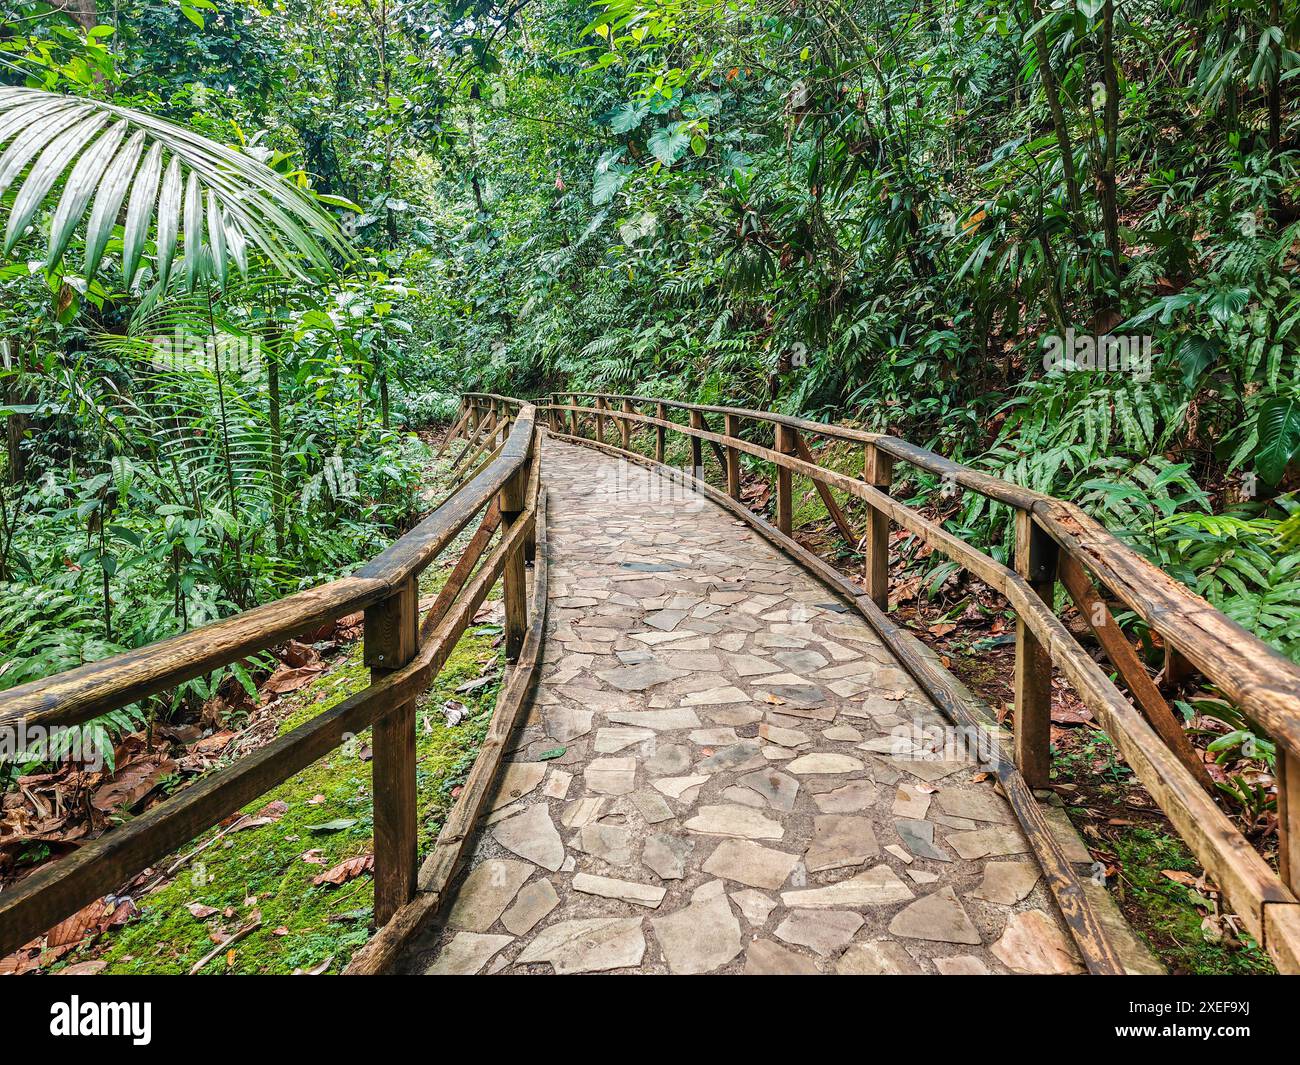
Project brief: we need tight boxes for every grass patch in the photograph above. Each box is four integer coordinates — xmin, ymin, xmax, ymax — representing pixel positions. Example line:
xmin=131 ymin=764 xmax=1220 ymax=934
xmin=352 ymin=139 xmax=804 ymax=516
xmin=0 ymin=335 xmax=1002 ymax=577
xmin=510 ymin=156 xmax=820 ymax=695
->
xmin=83 ymin=623 xmax=501 ymax=975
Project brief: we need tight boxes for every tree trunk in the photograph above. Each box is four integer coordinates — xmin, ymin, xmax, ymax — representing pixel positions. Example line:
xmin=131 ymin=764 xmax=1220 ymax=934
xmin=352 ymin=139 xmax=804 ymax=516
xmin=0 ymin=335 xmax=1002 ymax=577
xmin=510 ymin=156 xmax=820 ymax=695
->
xmin=1098 ymin=0 xmax=1122 ymax=286
xmin=1028 ymin=3 xmax=1085 ymax=234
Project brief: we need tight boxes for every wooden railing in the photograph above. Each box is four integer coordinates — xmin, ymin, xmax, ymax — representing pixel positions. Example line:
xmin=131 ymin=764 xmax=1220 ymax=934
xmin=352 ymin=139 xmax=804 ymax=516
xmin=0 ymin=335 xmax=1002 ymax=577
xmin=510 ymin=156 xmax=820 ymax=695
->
xmin=0 ymin=403 xmax=544 ymax=965
xmin=461 ymin=389 xmax=1300 ymax=974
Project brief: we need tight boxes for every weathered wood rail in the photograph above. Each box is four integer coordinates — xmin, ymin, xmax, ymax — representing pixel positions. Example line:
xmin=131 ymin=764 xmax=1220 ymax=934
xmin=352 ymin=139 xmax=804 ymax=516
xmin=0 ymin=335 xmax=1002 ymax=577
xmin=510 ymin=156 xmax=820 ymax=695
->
xmin=460 ymin=389 xmax=1300 ymax=974
xmin=0 ymin=404 xmax=545 ymax=965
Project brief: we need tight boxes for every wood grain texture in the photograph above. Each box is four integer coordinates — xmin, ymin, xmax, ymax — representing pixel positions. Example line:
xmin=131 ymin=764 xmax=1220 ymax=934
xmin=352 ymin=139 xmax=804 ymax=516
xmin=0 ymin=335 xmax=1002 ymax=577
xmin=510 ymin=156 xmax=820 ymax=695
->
xmin=1059 ymin=555 xmax=1216 ymax=795
xmin=863 ymin=442 xmax=893 ymax=609
xmin=1013 ymin=511 xmax=1057 ymax=789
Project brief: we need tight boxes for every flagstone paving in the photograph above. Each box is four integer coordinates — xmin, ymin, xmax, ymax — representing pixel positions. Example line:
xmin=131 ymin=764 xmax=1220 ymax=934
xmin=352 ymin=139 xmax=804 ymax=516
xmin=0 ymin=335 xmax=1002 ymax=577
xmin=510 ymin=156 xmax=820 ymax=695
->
xmin=403 ymin=440 xmax=1099 ymax=975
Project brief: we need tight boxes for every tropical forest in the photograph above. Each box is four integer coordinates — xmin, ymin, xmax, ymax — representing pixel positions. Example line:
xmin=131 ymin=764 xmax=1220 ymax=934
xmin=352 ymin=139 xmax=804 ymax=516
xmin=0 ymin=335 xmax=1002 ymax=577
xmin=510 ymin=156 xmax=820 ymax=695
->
xmin=2 ymin=0 xmax=1300 ymax=983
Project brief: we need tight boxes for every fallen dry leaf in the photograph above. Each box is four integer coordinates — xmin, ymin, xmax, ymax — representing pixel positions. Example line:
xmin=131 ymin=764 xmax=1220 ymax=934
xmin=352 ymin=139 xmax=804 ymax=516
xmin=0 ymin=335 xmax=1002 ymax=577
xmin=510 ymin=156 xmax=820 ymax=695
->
xmin=186 ymin=902 xmax=219 ymax=920
xmin=262 ymin=665 xmax=324 ymax=696
xmin=312 ymin=853 xmax=374 ymax=886
xmin=91 ymin=756 xmax=177 ymax=813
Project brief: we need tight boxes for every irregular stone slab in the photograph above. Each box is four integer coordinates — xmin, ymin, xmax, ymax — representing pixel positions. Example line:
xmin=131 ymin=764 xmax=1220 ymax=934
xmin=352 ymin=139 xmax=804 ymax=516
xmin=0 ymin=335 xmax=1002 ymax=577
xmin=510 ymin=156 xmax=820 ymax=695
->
xmin=731 ymin=654 xmax=782 ymax=677
xmin=826 ymin=678 xmax=869 ymax=697
xmin=501 ymin=878 xmax=560 ymax=936
xmin=730 ymin=890 xmax=777 ymax=927
xmin=893 ymin=759 xmax=969 ymax=782
xmin=703 ymin=838 xmax=800 ymax=890
xmin=774 ymin=649 xmax=828 ymax=673
xmin=812 ymin=780 xmax=877 ymax=813
xmin=663 ymin=652 xmax=723 ymax=671
xmin=895 ymin=818 xmax=953 ymax=862
xmin=722 ymin=785 xmax=766 ymax=807
xmin=684 ymin=804 xmax=784 ymax=840
xmin=426 ymin=932 xmax=514 ymax=975
xmin=643 ymin=743 xmax=692 ymax=776
xmin=544 ymin=705 xmax=593 ymax=743
xmin=775 ymin=909 xmax=864 ymax=956
xmin=607 ymin=708 xmax=702 ymax=731
xmin=695 ymin=740 xmax=764 ymax=773
xmin=786 ymin=752 xmax=864 ymax=775
xmin=584 ymin=757 xmax=637 ymax=795
xmin=493 ymin=804 xmax=565 ymax=871
xmin=643 ymin=832 xmax=693 ymax=880
xmin=629 ymin=789 xmax=675 ymax=824
xmin=572 ymin=872 xmax=667 ymax=908
xmin=516 ymin=917 xmax=646 ymax=974
xmin=889 ymin=886 xmax=981 ymax=945
xmin=643 ymin=608 xmax=688 ymax=631
xmin=758 ymin=683 xmax=828 ymax=710
xmin=968 ymin=861 xmax=1042 ymax=906
xmin=892 ymin=782 xmax=933 ymax=819
xmin=596 ymin=661 xmax=687 ymax=691
xmin=577 ymin=822 xmax=637 ymax=867
xmin=490 ymin=762 xmax=546 ymax=810
xmin=782 ymin=865 xmax=914 ymax=909
xmin=690 ymin=727 xmax=741 ymax=746
xmin=804 ymin=815 xmax=880 ymax=872
xmin=945 ymin=826 xmax=1030 ymax=860
xmin=705 ymin=705 xmax=764 ymax=726
xmin=935 ymin=954 xmax=991 ymax=975
xmin=736 ymin=768 xmax=800 ymax=812
xmin=758 ymin=722 xmax=810 ymax=747
xmin=594 ymin=726 xmax=654 ymax=753
xmin=681 ymin=685 xmax=752 ymax=706
xmin=991 ymin=910 xmax=1081 ymax=974
xmin=650 ymin=893 xmax=742 ymax=974
xmin=836 ymin=941 xmax=923 ymax=975
xmin=541 ymin=769 xmax=572 ymax=800
xmin=447 ymin=859 xmax=534 ymax=931
xmin=744 ymin=940 xmax=820 ymax=975
xmin=822 ymin=725 xmax=863 ymax=742
xmin=652 ymin=774 xmax=710 ymax=801
xmin=935 ymin=787 xmax=1015 ymax=824
xmin=560 ymin=796 xmax=606 ymax=829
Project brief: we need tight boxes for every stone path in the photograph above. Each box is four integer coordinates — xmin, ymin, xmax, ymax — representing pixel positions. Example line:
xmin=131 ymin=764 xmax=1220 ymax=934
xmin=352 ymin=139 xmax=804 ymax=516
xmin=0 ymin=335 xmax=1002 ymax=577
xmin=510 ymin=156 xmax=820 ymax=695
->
xmin=403 ymin=440 xmax=1095 ymax=975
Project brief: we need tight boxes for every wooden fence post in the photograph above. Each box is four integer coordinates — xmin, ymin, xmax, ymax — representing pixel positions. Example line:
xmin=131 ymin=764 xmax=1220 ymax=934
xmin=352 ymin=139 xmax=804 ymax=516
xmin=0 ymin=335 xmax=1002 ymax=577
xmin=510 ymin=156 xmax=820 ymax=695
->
xmin=863 ymin=443 xmax=893 ymax=607
xmin=620 ymin=399 xmax=632 ymax=451
xmin=1014 ymin=509 xmax=1059 ymax=789
xmin=500 ymin=444 xmax=532 ymax=661
xmin=655 ymin=402 xmax=666 ymax=463
xmin=724 ymin=413 xmax=741 ymax=499
xmin=365 ymin=577 xmax=419 ymax=925
xmin=1281 ymin=752 xmax=1300 ymax=891
xmin=595 ymin=396 xmax=606 ymax=444
xmin=775 ymin=424 xmax=796 ymax=535
xmin=689 ymin=409 xmax=705 ymax=478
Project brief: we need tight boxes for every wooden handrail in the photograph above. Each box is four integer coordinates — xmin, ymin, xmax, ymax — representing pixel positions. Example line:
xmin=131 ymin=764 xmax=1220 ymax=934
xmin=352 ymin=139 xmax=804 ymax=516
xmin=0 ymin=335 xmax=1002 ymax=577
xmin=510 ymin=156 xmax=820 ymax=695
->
xmin=0 ymin=405 xmax=543 ymax=960
xmin=512 ymin=391 xmax=1300 ymax=974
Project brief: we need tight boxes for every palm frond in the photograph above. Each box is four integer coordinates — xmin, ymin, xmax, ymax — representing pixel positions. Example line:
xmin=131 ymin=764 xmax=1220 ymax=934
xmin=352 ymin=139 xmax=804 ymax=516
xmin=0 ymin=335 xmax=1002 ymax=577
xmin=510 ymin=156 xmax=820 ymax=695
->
xmin=0 ymin=87 xmax=352 ymax=286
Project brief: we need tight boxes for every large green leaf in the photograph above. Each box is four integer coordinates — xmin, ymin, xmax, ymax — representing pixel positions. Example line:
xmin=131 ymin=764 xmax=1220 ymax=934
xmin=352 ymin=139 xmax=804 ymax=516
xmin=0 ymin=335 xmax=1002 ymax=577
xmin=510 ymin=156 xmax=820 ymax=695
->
xmin=1256 ymin=396 xmax=1300 ymax=486
xmin=647 ymin=124 xmax=690 ymax=167
xmin=0 ymin=87 xmax=352 ymax=288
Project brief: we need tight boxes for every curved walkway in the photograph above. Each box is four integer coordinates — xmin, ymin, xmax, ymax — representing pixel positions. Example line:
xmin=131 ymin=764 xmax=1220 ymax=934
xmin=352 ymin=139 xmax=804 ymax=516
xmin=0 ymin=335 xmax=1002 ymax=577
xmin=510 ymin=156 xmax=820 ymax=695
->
xmin=404 ymin=440 xmax=1112 ymax=975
